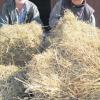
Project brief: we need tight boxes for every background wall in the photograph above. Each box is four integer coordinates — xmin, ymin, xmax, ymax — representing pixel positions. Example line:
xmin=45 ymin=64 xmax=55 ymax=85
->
xmin=0 ymin=0 xmax=4 ymax=6
xmin=0 ymin=0 xmax=4 ymax=13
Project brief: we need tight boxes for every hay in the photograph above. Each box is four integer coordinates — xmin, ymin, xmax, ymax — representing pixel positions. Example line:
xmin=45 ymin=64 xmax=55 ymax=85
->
xmin=0 ymin=65 xmax=25 ymax=100
xmin=27 ymin=50 xmax=61 ymax=93
xmin=0 ymin=21 xmax=43 ymax=66
xmin=51 ymin=10 xmax=99 ymax=48
xmin=25 ymin=11 xmax=100 ymax=99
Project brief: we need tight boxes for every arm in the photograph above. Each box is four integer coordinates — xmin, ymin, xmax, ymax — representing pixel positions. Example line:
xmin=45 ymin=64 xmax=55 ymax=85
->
xmin=33 ymin=5 xmax=42 ymax=24
xmin=0 ymin=3 xmax=9 ymax=27
xmin=49 ymin=0 xmax=62 ymax=28
xmin=23 ymin=0 xmax=42 ymax=24
xmin=0 ymin=0 xmax=15 ymax=27
xmin=25 ymin=0 xmax=42 ymax=24
xmin=89 ymin=14 xmax=96 ymax=27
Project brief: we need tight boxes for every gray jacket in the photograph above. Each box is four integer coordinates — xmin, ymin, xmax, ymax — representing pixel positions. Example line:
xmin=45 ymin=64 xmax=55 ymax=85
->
xmin=0 ymin=0 xmax=42 ymax=27
xmin=49 ymin=0 xmax=95 ymax=27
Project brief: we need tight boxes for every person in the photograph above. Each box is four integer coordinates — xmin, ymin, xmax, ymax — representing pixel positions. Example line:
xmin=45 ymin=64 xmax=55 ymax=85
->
xmin=0 ymin=0 xmax=42 ymax=27
xmin=49 ymin=0 xmax=95 ymax=27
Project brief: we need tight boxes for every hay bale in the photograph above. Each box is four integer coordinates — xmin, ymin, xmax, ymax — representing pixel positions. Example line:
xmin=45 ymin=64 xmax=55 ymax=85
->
xmin=25 ymin=11 xmax=100 ymax=99
xmin=50 ymin=10 xmax=99 ymax=48
xmin=0 ymin=21 xmax=43 ymax=66
xmin=23 ymin=51 xmax=61 ymax=99
xmin=26 ymin=48 xmax=100 ymax=99
xmin=0 ymin=65 xmax=25 ymax=100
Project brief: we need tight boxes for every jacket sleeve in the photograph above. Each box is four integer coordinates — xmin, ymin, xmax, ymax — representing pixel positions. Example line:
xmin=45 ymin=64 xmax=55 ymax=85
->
xmin=89 ymin=14 xmax=96 ymax=27
xmin=30 ymin=4 xmax=42 ymax=25
xmin=49 ymin=0 xmax=62 ymax=28
xmin=0 ymin=15 xmax=8 ymax=27
xmin=0 ymin=4 xmax=9 ymax=27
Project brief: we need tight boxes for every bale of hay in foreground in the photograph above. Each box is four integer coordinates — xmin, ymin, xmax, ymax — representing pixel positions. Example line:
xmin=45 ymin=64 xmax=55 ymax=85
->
xmin=25 ymin=11 xmax=100 ymax=100
xmin=0 ymin=21 xmax=43 ymax=66
xmin=0 ymin=65 xmax=25 ymax=100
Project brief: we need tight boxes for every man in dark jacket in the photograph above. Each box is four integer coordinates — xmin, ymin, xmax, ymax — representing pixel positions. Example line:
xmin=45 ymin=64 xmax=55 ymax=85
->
xmin=49 ymin=0 xmax=95 ymax=27
xmin=0 ymin=0 xmax=42 ymax=27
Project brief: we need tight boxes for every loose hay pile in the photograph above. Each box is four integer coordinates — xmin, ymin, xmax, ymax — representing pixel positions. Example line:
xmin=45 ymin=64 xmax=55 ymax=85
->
xmin=0 ymin=22 xmax=43 ymax=66
xmin=0 ymin=65 xmax=24 ymax=100
xmin=25 ymin=11 xmax=100 ymax=99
